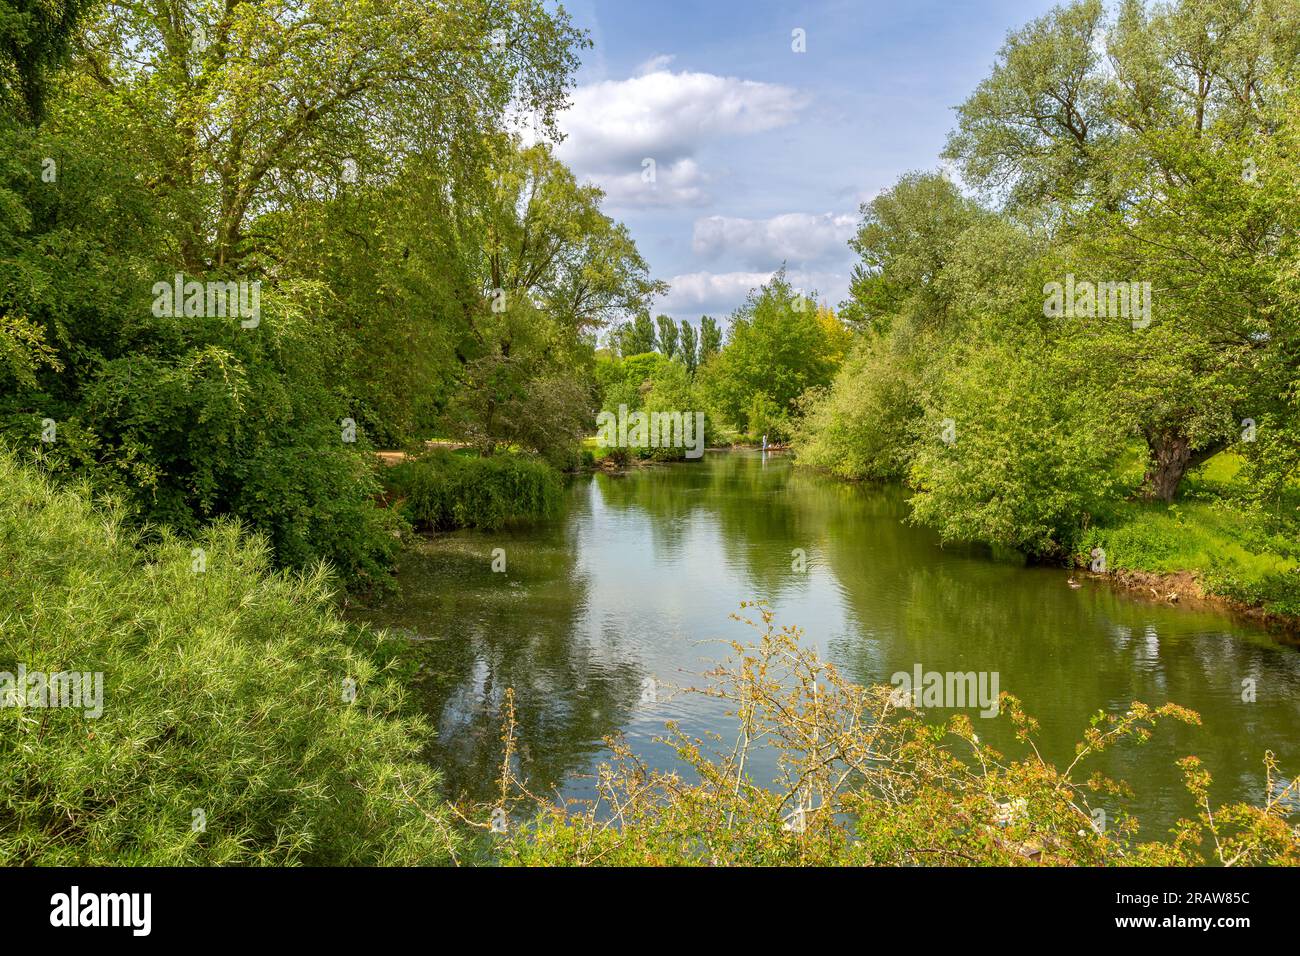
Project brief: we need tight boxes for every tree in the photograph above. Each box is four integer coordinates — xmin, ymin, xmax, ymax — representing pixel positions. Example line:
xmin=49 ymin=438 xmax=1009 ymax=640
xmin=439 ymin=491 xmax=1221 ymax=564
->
xmin=908 ymin=331 xmax=1128 ymax=554
xmin=679 ymin=320 xmax=699 ymax=374
xmin=0 ymin=0 xmax=599 ymax=583
xmin=437 ymin=142 xmax=660 ymax=461
xmin=482 ymin=143 xmax=664 ymax=332
xmin=617 ymin=312 xmax=657 ymax=357
xmin=841 ymin=172 xmax=990 ymax=336
xmin=701 ymin=270 xmax=842 ymax=440
xmin=698 ymin=315 xmax=722 ymax=361
xmin=0 ymin=0 xmax=89 ymax=123
xmin=641 ymin=357 xmax=708 ymax=460
xmin=655 ymin=314 xmax=678 ymax=357
xmin=943 ymin=0 xmax=1112 ymax=210
xmin=944 ymin=0 xmax=1300 ymax=501
xmin=0 ymin=0 xmax=87 ymax=382
xmin=80 ymin=0 xmax=587 ymax=271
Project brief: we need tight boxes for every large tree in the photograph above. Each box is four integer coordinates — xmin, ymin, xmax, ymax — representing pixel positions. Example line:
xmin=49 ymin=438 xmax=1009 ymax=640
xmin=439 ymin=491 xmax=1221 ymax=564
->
xmin=945 ymin=0 xmax=1300 ymax=501
xmin=702 ymin=270 xmax=841 ymax=440
xmin=77 ymin=0 xmax=586 ymax=271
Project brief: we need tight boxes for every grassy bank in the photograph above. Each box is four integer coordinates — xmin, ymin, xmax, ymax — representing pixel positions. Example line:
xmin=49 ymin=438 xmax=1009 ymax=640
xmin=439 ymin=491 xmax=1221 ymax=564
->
xmin=1079 ymin=454 xmax=1300 ymax=622
xmin=0 ymin=454 xmax=454 ymax=864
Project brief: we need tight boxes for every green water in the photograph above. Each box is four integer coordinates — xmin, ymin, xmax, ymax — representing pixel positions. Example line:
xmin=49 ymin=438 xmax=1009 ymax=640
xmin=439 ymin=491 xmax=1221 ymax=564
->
xmin=356 ymin=451 xmax=1300 ymax=836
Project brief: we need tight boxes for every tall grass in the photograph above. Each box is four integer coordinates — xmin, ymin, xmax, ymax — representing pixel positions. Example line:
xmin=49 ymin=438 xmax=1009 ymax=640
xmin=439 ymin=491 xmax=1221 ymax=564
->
xmin=392 ymin=451 xmax=562 ymax=531
xmin=0 ymin=454 xmax=454 ymax=864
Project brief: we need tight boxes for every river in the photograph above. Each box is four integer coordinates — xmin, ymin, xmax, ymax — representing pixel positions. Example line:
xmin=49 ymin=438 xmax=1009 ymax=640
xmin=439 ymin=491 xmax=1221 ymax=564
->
xmin=355 ymin=451 xmax=1300 ymax=837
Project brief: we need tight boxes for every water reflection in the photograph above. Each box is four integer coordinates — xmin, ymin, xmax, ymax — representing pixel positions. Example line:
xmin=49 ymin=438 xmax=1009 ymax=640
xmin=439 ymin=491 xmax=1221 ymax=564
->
xmin=355 ymin=452 xmax=1300 ymax=834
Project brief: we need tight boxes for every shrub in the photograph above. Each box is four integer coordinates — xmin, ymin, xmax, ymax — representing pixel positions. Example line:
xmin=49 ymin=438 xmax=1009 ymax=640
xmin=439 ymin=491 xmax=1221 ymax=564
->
xmin=396 ymin=451 xmax=562 ymax=531
xmin=908 ymin=335 xmax=1128 ymax=555
xmin=792 ymin=338 xmax=918 ymax=480
xmin=0 ymin=454 xmax=454 ymax=865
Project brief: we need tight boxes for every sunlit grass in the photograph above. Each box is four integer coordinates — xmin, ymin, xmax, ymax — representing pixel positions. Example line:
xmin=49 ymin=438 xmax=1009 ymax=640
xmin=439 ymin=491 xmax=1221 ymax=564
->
xmin=1085 ymin=451 xmax=1300 ymax=616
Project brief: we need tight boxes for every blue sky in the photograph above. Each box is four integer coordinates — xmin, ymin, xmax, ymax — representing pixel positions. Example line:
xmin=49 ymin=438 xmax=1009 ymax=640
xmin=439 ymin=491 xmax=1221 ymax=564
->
xmin=545 ymin=0 xmax=1061 ymax=324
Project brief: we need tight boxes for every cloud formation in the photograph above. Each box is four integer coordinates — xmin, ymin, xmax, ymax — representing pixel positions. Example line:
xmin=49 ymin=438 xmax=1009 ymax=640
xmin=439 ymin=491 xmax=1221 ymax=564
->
xmin=659 ymin=268 xmax=848 ymax=320
xmin=691 ymin=212 xmax=857 ymax=269
xmin=555 ymin=69 xmax=807 ymax=207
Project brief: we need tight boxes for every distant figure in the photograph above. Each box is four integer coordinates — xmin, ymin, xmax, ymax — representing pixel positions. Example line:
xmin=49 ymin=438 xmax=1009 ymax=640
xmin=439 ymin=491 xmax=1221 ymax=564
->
xmin=761 ymin=434 xmax=768 ymax=453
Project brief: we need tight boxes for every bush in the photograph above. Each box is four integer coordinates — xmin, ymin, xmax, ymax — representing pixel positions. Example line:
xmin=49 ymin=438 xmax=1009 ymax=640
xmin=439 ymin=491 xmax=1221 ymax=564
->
xmin=908 ymin=335 xmax=1127 ymax=555
xmin=0 ymin=453 xmax=454 ymax=865
xmin=792 ymin=337 xmax=918 ymax=480
xmin=395 ymin=451 xmax=562 ymax=531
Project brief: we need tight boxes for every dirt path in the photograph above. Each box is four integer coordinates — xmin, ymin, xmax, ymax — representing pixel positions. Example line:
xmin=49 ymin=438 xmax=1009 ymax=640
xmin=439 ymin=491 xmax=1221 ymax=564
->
xmin=374 ymin=440 xmax=470 ymax=467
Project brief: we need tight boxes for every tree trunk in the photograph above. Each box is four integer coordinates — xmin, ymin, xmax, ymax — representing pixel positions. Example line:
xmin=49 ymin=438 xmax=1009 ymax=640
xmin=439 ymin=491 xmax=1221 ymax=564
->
xmin=1144 ymin=429 xmax=1192 ymax=504
xmin=1143 ymin=429 xmax=1231 ymax=504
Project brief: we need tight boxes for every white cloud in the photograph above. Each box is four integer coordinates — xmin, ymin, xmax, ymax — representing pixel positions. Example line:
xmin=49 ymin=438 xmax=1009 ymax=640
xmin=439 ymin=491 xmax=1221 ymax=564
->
xmin=555 ymin=68 xmax=808 ymax=207
xmin=595 ymin=158 xmax=709 ymax=208
xmin=635 ymin=53 xmax=676 ymax=76
xmin=659 ymin=269 xmax=849 ymax=320
xmin=692 ymin=212 xmax=857 ymax=269
xmin=661 ymin=271 xmax=775 ymax=316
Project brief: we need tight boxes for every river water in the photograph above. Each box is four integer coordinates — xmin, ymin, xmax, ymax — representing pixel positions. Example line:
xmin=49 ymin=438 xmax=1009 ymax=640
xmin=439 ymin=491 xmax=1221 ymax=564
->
xmin=356 ymin=451 xmax=1300 ymax=837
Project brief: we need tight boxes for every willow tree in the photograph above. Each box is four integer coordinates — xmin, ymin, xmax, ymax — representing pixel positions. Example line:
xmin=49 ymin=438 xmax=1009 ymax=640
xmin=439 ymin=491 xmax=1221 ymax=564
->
xmin=439 ymin=141 xmax=662 ymax=459
xmin=945 ymin=0 xmax=1300 ymax=501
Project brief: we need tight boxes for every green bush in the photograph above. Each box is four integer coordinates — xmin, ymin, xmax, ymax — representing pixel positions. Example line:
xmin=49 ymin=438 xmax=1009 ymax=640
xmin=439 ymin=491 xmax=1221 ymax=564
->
xmin=395 ymin=451 xmax=562 ymax=531
xmin=0 ymin=454 xmax=454 ymax=865
xmin=792 ymin=337 xmax=918 ymax=480
xmin=908 ymin=335 xmax=1128 ymax=555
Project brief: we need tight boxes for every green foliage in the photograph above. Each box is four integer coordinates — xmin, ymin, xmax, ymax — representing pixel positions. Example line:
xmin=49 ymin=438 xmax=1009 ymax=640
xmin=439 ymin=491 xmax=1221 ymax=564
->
xmin=700 ymin=269 xmax=841 ymax=441
xmin=394 ymin=451 xmax=562 ymax=532
xmin=612 ymin=312 xmax=657 ymax=357
xmin=908 ymin=334 xmax=1128 ymax=554
xmin=678 ymin=320 xmax=698 ymax=373
xmin=654 ymin=314 xmax=678 ymax=357
xmin=793 ymin=337 xmax=918 ymax=480
xmin=0 ymin=0 xmax=88 ymax=123
xmin=640 ymin=357 xmax=709 ymax=460
xmin=590 ymin=349 xmax=710 ymax=460
xmin=0 ymin=453 xmax=454 ymax=865
xmin=0 ymin=0 xmax=644 ymax=588
xmin=698 ymin=315 xmax=722 ymax=362
xmin=842 ymin=171 xmax=991 ymax=335
xmin=796 ymin=0 xmax=1300 ymax=597
xmin=945 ymin=0 xmax=1300 ymax=501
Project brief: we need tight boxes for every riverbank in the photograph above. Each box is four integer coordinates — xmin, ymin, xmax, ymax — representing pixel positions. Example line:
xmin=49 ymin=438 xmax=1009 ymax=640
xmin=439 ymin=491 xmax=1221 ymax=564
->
xmin=1075 ymin=454 xmax=1300 ymax=631
xmin=1084 ymin=567 xmax=1300 ymax=639
xmin=792 ymin=447 xmax=1300 ymax=630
